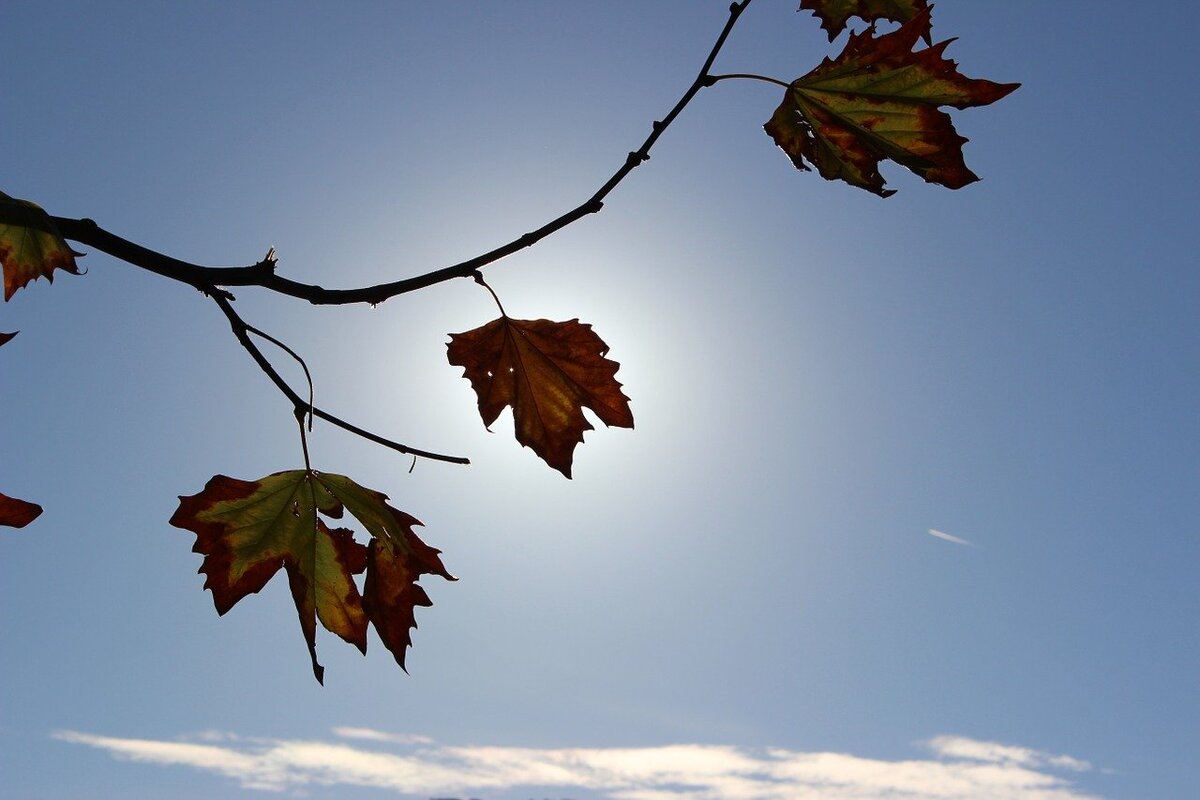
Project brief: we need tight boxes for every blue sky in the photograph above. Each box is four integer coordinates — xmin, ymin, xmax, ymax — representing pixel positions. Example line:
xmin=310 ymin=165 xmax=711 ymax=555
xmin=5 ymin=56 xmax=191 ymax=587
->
xmin=2 ymin=2 xmax=1196 ymax=799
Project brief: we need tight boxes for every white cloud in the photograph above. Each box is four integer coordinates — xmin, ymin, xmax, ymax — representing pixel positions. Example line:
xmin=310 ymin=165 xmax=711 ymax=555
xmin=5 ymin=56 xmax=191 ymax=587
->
xmin=928 ymin=528 xmax=975 ymax=546
xmin=929 ymin=736 xmax=1092 ymax=772
xmin=53 ymin=728 xmax=1102 ymax=799
xmin=51 ymin=730 xmax=286 ymax=790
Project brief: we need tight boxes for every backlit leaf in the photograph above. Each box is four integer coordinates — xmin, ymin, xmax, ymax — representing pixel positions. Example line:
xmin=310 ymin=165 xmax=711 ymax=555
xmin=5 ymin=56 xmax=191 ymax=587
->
xmin=170 ymin=469 xmax=452 ymax=682
xmin=0 ymin=191 xmax=82 ymax=300
xmin=799 ymin=0 xmax=929 ymax=41
xmin=765 ymin=9 xmax=1018 ymax=196
xmin=447 ymin=316 xmax=634 ymax=478
xmin=363 ymin=513 xmax=454 ymax=672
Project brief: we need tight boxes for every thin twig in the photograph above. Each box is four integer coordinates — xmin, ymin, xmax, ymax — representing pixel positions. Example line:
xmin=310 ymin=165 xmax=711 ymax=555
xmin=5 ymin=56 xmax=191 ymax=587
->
xmin=211 ymin=293 xmax=470 ymax=465
xmin=246 ymin=323 xmax=315 ymax=430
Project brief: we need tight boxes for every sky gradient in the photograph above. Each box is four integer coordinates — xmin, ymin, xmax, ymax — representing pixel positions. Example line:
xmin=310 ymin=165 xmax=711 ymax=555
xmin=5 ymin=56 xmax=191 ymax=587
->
xmin=2 ymin=2 xmax=1196 ymax=799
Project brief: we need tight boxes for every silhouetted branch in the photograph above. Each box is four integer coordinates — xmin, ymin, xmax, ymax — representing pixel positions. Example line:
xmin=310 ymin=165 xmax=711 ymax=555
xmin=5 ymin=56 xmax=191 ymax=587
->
xmin=0 ymin=3 xmax=755 ymax=472
xmin=4 ymin=1 xmax=754 ymax=307
xmin=210 ymin=293 xmax=470 ymax=466
xmin=48 ymin=216 xmax=275 ymax=291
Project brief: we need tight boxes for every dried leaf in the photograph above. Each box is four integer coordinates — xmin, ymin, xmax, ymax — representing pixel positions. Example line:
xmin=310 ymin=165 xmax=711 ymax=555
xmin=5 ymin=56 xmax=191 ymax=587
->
xmin=766 ymin=9 xmax=1018 ymax=196
xmin=0 ymin=192 xmax=82 ymax=300
xmin=363 ymin=511 xmax=454 ymax=672
xmin=170 ymin=469 xmax=451 ymax=682
xmin=447 ymin=316 xmax=634 ymax=478
xmin=0 ymin=492 xmax=42 ymax=528
xmin=799 ymin=0 xmax=929 ymax=41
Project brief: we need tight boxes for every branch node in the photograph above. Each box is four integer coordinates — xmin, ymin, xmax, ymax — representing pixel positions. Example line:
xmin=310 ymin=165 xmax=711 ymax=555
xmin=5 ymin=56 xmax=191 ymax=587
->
xmin=258 ymin=246 xmax=278 ymax=273
xmin=198 ymin=283 xmax=235 ymax=301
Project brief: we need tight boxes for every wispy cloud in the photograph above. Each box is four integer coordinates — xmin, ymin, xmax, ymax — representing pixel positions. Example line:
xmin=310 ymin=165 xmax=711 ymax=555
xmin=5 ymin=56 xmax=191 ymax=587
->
xmin=929 ymin=736 xmax=1091 ymax=772
xmin=53 ymin=727 xmax=1101 ymax=799
xmin=332 ymin=727 xmax=434 ymax=746
xmin=928 ymin=528 xmax=975 ymax=546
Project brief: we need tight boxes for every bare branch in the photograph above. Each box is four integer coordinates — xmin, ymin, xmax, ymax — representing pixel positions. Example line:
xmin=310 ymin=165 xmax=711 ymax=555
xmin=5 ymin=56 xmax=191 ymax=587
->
xmin=5 ymin=2 xmax=754 ymax=307
xmin=210 ymin=293 xmax=470 ymax=466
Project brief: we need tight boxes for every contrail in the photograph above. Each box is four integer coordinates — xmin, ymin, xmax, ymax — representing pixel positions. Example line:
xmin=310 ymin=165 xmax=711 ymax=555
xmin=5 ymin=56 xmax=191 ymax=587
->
xmin=927 ymin=528 xmax=974 ymax=546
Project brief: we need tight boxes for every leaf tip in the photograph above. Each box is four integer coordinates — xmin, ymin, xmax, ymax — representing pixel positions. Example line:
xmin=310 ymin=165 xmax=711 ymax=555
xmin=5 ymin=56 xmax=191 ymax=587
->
xmin=0 ymin=493 xmax=43 ymax=528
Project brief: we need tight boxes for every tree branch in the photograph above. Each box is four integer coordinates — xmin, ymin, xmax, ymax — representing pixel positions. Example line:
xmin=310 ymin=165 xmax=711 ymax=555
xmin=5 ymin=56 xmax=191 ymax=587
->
xmin=49 ymin=216 xmax=276 ymax=291
xmin=210 ymin=293 xmax=470 ymax=465
xmin=7 ymin=1 xmax=754 ymax=307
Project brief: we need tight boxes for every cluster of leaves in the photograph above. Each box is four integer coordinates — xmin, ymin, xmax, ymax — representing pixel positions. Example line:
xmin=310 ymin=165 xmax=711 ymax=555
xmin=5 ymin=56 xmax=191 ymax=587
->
xmin=0 ymin=1 xmax=1015 ymax=681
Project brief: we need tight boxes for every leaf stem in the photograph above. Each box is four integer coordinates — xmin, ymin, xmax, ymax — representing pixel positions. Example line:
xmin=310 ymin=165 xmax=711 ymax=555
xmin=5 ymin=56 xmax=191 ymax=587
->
xmin=297 ymin=409 xmax=314 ymax=474
xmin=473 ymin=273 xmax=507 ymax=317
xmin=707 ymin=72 xmax=791 ymax=88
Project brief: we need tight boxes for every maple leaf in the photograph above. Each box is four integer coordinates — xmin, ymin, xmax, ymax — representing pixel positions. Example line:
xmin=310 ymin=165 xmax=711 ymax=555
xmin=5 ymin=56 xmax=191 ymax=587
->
xmin=363 ymin=516 xmax=454 ymax=671
xmin=0 ymin=191 xmax=82 ymax=300
xmin=799 ymin=0 xmax=929 ymax=42
xmin=170 ymin=469 xmax=452 ymax=682
xmin=447 ymin=316 xmax=634 ymax=478
xmin=765 ymin=9 xmax=1018 ymax=196
xmin=0 ymin=492 xmax=42 ymax=528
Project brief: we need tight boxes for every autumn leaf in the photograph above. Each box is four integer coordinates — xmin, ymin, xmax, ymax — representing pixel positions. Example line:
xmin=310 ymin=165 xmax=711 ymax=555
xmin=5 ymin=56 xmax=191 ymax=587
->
xmin=0 ymin=492 xmax=42 ymax=528
xmin=363 ymin=514 xmax=454 ymax=671
xmin=799 ymin=0 xmax=929 ymax=42
xmin=447 ymin=316 xmax=633 ymax=478
xmin=765 ymin=9 xmax=1018 ymax=196
xmin=170 ymin=469 xmax=452 ymax=682
xmin=0 ymin=191 xmax=82 ymax=300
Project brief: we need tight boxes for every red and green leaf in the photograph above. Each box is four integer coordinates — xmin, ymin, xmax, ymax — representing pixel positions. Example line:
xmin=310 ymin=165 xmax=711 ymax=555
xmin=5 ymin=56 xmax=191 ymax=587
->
xmin=766 ymin=9 xmax=1018 ymax=196
xmin=170 ymin=469 xmax=452 ymax=682
xmin=447 ymin=316 xmax=634 ymax=478
xmin=799 ymin=0 xmax=929 ymax=42
xmin=363 ymin=512 xmax=454 ymax=672
xmin=0 ymin=192 xmax=82 ymax=301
